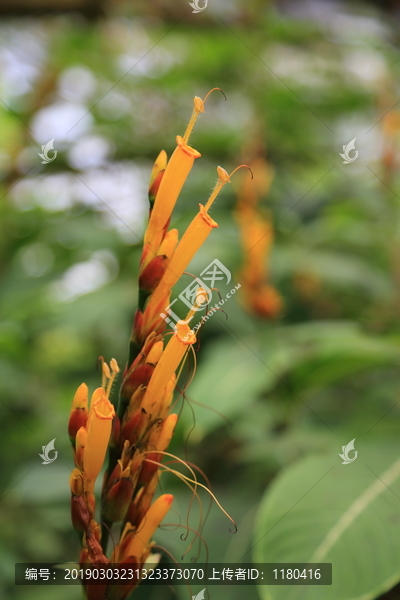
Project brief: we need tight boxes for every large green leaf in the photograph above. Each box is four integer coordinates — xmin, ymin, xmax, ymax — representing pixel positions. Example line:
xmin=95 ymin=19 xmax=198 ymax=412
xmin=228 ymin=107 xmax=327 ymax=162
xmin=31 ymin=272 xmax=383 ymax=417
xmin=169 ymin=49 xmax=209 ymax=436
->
xmin=184 ymin=339 xmax=267 ymax=436
xmin=254 ymin=439 xmax=400 ymax=600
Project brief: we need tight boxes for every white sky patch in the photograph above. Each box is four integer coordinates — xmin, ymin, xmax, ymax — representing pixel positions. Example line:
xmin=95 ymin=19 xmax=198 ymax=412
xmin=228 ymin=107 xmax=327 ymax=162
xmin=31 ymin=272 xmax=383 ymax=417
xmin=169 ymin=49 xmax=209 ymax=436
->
xmin=51 ymin=250 xmax=118 ymax=302
xmin=343 ymin=48 xmax=388 ymax=88
xmin=0 ymin=23 xmax=47 ymax=100
xmin=11 ymin=162 xmax=149 ymax=240
xmin=57 ymin=65 xmax=97 ymax=103
xmin=67 ymin=135 xmax=113 ymax=170
xmin=72 ymin=163 xmax=149 ymax=240
xmin=281 ymin=1 xmax=390 ymax=42
xmin=31 ymin=102 xmax=93 ymax=143
xmin=266 ymin=44 xmax=335 ymax=88
xmin=117 ymin=47 xmax=176 ymax=79
xmin=96 ymin=90 xmax=132 ymax=120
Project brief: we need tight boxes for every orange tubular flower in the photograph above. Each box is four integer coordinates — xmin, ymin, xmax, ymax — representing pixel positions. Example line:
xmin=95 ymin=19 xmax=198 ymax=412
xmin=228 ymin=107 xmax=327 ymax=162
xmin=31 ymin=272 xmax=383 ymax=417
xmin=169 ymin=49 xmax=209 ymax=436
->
xmin=140 ymin=320 xmax=196 ymax=417
xmin=158 ymin=374 xmax=176 ymax=421
xmin=236 ymin=157 xmax=282 ymax=318
xmin=154 ymin=412 xmax=178 ymax=450
xmin=141 ymin=89 xmax=224 ymax=272
xmin=141 ymin=167 xmax=233 ymax=336
xmin=84 ymin=391 xmax=115 ymax=490
xmin=121 ymin=494 xmax=174 ymax=562
xmin=162 ymin=205 xmax=218 ymax=287
xmin=162 ymin=166 xmax=230 ymax=285
xmin=81 ymin=361 xmax=119 ymax=492
xmin=142 ymin=136 xmax=201 ymax=266
xmin=239 ymin=209 xmax=274 ymax=280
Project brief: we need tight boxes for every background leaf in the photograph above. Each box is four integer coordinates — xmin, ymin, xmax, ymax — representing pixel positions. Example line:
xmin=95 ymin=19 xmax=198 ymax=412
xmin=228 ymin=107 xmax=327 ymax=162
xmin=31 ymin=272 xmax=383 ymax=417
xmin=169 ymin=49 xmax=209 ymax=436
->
xmin=254 ymin=438 xmax=400 ymax=600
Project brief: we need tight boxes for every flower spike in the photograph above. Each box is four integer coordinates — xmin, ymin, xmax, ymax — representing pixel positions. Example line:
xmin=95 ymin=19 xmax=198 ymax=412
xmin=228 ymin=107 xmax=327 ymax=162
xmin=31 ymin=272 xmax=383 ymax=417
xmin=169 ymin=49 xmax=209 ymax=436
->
xmin=68 ymin=90 xmax=242 ymax=600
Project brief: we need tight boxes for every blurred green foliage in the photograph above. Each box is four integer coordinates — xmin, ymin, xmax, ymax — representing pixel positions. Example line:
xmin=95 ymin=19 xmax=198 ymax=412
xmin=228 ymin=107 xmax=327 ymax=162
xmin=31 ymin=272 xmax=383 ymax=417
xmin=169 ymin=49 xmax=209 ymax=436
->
xmin=2 ymin=1 xmax=400 ymax=599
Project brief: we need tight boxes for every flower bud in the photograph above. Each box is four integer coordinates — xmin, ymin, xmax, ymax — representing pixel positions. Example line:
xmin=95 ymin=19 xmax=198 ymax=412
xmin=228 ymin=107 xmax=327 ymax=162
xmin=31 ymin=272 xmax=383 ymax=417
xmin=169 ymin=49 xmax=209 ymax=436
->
xmin=139 ymin=414 xmax=178 ymax=485
xmin=125 ymin=473 xmax=159 ymax=528
xmin=122 ymin=495 xmax=173 ymax=561
xmin=69 ymin=468 xmax=84 ymax=496
xmin=133 ymin=309 xmax=144 ymax=343
xmin=75 ymin=426 xmax=87 ymax=471
xmin=121 ymin=407 xmax=149 ymax=446
xmin=120 ymin=364 xmax=154 ymax=406
xmin=158 ymin=228 xmax=178 ymax=260
xmin=148 ymin=150 xmax=167 ymax=207
xmin=102 ymin=465 xmax=134 ymax=523
xmin=110 ymin=413 xmax=121 ymax=449
xmin=139 ymin=255 xmax=168 ymax=294
xmin=149 ymin=171 xmax=165 ymax=208
xmin=119 ymin=384 xmax=146 ymax=429
xmin=146 ymin=340 xmax=163 ymax=366
xmin=68 ymin=383 xmax=88 ymax=446
xmin=71 ymin=383 xmax=89 ymax=411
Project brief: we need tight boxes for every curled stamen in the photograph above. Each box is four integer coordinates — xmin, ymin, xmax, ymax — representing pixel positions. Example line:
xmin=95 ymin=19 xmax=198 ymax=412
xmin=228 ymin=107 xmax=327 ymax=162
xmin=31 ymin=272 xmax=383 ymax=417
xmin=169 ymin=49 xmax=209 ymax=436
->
xmin=162 ymin=523 xmax=208 ymax=563
xmin=204 ymin=87 xmax=226 ymax=102
xmin=145 ymin=454 xmax=204 ymax=556
xmin=203 ymin=165 xmax=252 ymax=213
xmin=183 ymin=88 xmax=227 ymax=144
xmin=164 ymin=457 xmax=214 ymax=560
xmin=229 ymin=164 xmax=253 ymax=180
xmin=145 ymin=451 xmax=237 ymax=532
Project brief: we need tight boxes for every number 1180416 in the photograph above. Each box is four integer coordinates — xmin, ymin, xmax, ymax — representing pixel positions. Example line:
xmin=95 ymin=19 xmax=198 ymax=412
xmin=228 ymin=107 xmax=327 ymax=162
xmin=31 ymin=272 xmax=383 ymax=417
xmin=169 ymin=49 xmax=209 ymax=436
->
xmin=273 ymin=568 xmax=321 ymax=580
